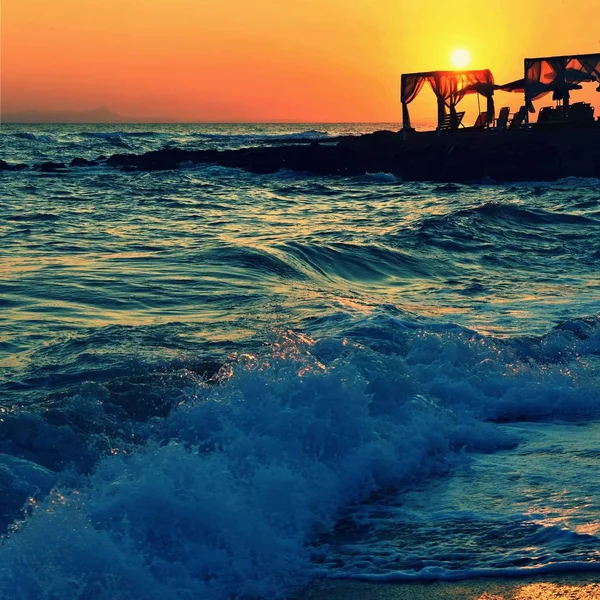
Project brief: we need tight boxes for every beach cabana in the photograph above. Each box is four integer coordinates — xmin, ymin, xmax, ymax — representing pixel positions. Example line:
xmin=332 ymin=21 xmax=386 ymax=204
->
xmin=524 ymin=53 xmax=600 ymax=110
xmin=401 ymin=69 xmax=496 ymax=132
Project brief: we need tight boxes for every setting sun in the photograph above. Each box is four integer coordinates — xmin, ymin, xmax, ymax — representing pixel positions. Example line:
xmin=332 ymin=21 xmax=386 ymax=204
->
xmin=451 ymin=48 xmax=471 ymax=69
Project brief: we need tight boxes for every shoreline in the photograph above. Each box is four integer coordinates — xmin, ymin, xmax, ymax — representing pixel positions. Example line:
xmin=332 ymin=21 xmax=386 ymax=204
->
xmin=297 ymin=573 xmax=600 ymax=599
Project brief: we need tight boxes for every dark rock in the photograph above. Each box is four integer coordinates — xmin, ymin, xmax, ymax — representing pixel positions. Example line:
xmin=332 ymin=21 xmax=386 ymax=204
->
xmin=95 ymin=155 xmax=107 ymax=161
xmin=0 ymin=159 xmax=28 ymax=172
xmin=70 ymin=157 xmax=99 ymax=167
xmin=35 ymin=161 xmax=66 ymax=172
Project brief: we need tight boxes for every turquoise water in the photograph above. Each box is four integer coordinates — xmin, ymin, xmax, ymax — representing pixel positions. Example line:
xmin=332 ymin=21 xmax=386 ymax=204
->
xmin=0 ymin=123 xmax=599 ymax=599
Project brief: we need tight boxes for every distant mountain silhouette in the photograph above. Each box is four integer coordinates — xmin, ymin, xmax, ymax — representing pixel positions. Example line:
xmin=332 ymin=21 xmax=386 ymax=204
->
xmin=1 ymin=106 xmax=176 ymax=123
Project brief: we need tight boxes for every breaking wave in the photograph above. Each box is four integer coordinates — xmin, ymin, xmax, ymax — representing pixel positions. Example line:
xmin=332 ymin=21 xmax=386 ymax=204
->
xmin=0 ymin=313 xmax=598 ymax=598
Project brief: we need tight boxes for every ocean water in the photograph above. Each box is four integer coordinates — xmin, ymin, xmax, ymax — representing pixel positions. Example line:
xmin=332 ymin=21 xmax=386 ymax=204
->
xmin=0 ymin=123 xmax=599 ymax=599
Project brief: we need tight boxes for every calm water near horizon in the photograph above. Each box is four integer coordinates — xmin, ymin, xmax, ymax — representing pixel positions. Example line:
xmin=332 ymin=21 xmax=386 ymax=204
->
xmin=0 ymin=123 xmax=599 ymax=599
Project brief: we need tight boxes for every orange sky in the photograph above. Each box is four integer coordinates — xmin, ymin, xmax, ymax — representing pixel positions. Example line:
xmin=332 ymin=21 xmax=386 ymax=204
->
xmin=2 ymin=0 xmax=600 ymax=122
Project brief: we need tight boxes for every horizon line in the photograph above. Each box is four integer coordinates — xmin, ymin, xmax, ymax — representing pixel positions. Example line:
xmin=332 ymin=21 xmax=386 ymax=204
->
xmin=1 ymin=120 xmax=403 ymax=125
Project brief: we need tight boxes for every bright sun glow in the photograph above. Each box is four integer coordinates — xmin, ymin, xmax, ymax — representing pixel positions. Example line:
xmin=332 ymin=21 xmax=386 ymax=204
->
xmin=451 ymin=48 xmax=471 ymax=69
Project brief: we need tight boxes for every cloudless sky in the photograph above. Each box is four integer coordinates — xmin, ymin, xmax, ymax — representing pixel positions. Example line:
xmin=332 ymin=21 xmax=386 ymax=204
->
xmin=3 ymin=0 xmax=600 ymax=122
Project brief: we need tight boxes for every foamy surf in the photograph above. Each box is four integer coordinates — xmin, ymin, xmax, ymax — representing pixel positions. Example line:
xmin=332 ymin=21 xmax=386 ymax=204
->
xmin=0 ymin=315 xmax=599 ymax=599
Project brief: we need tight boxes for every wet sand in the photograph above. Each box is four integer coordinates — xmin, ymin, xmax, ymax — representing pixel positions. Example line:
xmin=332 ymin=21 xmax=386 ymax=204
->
xmin=298 ymin=574 xmax=600 ymax=600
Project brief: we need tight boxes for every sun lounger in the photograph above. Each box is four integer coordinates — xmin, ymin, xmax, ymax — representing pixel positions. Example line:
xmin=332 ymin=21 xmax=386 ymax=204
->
xmin=537 ymin=106 xmax=554 ymax=124
xmin=473 ymin=112 xmax=489 ymax=128
xmin=495 ymin=107 xmax=510 ymax=129
xmin=438 ymin=111 xmax=465 ymax=131
xmin=508 ymin=106 xmax=527 ymax=130
xmin=535 ymin=102 xmax=594 ymax=129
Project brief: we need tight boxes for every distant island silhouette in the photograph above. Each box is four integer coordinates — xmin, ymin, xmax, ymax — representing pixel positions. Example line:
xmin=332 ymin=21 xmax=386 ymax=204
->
xmin=1 ymin=106 xmax=176 ymax=124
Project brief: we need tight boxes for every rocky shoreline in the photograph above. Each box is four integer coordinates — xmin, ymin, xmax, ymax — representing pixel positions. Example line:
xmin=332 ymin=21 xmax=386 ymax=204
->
xmin=3 ymin=127 xmax=600 ymax=182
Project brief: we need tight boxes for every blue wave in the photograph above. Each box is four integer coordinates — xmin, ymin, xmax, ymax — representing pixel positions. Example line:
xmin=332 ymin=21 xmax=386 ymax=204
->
xmin=458 ymin=202 xmax=598 ymax=225
xmin=280 ymin=241 xmax=434 ymax=282
xmin=12 ymin=133 xmax=57 ymax=143
xmin=0 ymin=314 xmax=598 ymax=598
xmin=7 ymin=213 xmax=60 ymax=222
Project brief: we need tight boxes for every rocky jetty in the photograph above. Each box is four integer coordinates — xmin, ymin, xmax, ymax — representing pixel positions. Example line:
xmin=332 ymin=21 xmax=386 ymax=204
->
xmin=103 ymin=127 xmax=600 ymax=181
xmin=3 ymin=127 xmax=600 ymax=182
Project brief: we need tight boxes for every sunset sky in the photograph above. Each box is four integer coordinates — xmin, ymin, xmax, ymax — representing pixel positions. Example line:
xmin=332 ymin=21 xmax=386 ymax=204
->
xmin=2 ymin=0 xmax=600 ymax=122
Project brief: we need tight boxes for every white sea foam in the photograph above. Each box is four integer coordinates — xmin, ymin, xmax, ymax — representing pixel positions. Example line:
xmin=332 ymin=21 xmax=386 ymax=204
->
xmin=0 ymin=318 xmax=598 ymax=599
xmin=14 ymin=133 xmax=57 ymax=143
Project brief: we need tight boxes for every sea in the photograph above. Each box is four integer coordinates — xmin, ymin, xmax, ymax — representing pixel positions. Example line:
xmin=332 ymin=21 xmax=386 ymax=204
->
xmin=0 ymin=123 xmax=599 ymax=599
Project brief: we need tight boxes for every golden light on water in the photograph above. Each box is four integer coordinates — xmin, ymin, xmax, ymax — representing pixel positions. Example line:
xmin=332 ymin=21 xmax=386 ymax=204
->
xmin=451 ymin=48 xmax=471 ymax=69
xmin=512 ymin=582 xmax=600 ymax=599
xmin=473 ymin=581 xmax=600 ymax=599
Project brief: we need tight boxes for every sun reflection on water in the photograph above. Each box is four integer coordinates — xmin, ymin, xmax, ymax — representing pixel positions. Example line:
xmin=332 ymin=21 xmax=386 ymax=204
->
xmin=475 ymin=581 xmax=600 ymax=600
xmin=513 ymin=582 xmax=600 ymax=599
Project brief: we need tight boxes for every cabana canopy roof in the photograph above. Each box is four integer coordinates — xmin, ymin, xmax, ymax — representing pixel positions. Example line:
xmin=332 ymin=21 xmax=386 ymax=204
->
xmin=401 ymin=69 xmax=495 ymax=131
xmin=498 ymin=78 xmax=525 ymax=93
xmin=525 ymin=53 xmax=600 ymax=107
